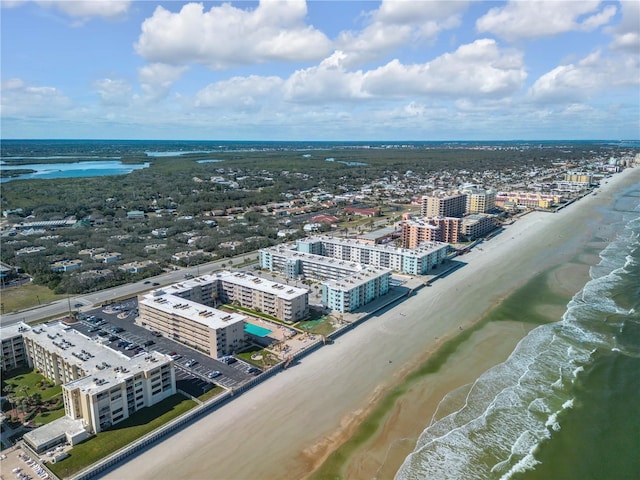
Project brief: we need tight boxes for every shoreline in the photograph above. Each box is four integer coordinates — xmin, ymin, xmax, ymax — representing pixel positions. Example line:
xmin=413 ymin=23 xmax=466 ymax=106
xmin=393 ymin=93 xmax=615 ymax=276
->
xmin=103 ymin=168 xmax=640 ymax=480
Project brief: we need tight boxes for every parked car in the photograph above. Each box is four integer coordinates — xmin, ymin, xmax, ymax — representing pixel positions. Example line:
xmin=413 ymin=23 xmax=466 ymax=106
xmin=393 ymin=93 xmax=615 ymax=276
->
xmin=185 ymin=359 xmax=198 ymax=368
xmin=142 ymin=340 xmax=155 ymax=347
xmin=220 ymin=356 xmax=237 ymax=365
xmin=125 ymin=344 xmax=138 ymax=351
xmin=247 ymin=367 xmax=261 ymax=375
xmin=208 ymin=371 xmax=221 ymax=379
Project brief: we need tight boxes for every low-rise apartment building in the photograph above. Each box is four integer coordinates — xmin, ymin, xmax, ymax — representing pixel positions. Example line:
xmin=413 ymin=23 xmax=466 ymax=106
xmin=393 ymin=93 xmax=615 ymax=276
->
xmin=293 ymin=235 xmax=450 ymax=275
xmin=322 ymin=267 xmax=391 ymax=313
xmin=153 ymin=272 xmax=309 ymax=323
xmin=137 ymin=290 xmax=247 ymax=357
xmin=460 ymin=214 xmax=498 ymax=240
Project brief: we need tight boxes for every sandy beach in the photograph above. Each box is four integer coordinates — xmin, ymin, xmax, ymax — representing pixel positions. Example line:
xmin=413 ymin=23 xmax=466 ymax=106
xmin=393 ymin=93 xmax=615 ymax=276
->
xmin=102 ymin=167 xmax=640 ymax=480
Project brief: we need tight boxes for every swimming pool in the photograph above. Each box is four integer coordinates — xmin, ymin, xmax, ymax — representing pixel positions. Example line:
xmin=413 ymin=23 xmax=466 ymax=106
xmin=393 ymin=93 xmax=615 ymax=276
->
xmin=244 ymin=323 xmax=273 ymax=337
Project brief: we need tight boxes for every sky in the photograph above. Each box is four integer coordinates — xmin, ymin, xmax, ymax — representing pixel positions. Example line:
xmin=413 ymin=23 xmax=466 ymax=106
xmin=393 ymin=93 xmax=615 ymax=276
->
xmin=1 ymin=0 xmax=639 ymax=141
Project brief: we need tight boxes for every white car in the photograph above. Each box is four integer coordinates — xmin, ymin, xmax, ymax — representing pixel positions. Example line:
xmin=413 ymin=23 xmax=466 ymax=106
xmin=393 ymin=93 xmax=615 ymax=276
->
xmin=208 ymin=371 xmax=221 ymax=379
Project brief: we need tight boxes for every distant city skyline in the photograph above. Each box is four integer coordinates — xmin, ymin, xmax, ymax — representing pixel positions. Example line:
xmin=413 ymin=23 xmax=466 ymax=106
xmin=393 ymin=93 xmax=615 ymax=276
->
xmin=1 ymin=1 xmax=639 ymax=140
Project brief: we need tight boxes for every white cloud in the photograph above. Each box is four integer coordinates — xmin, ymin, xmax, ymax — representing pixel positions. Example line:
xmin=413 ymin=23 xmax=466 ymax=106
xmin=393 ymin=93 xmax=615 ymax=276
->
xmin=1 ymin=1 xmax=132 ymax=19
xmin=362 ymin=39 xmax=526 ymax=98
xmin=283 ymin=51 xmax=368 ymax=102
xmin=138 ymin=63 xmax=188 ymax=101
xmin=477 ymin=1 xmax=617 ymax=40
xmin=93 ymin=78 xmax=133 ymax=106
xmin=1 ymin=78 xmax=73 ymax=117
xmin=134 ymin=1 xmax=332 ymax=69
xmin=278 ymin=39 xmax=527 ymax=105
xmin=44 ymin=0 xmax=131 ymax=19
xmin=608 ymin=1 xmax=640 ymax=51
xmin=194 ymin=75 xmax=283 ymax=109
xmin=336 ymin=0 xmax=468 ymax=67
xmin=528 ymin=50 xmax=640 ymax=103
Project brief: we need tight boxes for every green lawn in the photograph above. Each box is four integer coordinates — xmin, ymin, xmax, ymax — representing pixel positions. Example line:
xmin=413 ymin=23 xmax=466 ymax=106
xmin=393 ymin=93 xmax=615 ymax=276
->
xmin=199 ymin=385 xmax=226 ymax=402
xmin=296 ymin=316 xmax=336 ymax=336
xmin=33 ymin=407 xmax=66 ymax=425
xmin=0 ymin=284 xmax=64 ymax=313
xmin=2 ymin=368 xmax=62 ymax=401
xmin=48 ymin=394 xmax=197 ymax=479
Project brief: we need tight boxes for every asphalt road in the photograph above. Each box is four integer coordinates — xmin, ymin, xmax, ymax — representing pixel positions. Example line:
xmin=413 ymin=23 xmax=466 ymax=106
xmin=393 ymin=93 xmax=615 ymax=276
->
xmin=0 ymin=254 xmax=259 ymax=328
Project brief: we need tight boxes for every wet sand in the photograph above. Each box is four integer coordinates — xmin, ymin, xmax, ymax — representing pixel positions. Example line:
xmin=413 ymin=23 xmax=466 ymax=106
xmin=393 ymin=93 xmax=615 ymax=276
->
xmin=102 ymin=167 xmax=640 ymax=480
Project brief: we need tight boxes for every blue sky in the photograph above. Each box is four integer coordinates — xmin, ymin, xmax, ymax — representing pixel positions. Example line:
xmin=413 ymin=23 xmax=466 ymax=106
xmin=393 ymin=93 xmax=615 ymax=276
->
xmin=1 ymin=0 xmax=638 ymax=140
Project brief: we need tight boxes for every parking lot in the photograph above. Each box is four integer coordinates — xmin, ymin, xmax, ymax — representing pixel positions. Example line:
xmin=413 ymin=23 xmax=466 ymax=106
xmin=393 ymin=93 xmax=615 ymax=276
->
xmin=73 ymin=298 xmax=259 ymax=392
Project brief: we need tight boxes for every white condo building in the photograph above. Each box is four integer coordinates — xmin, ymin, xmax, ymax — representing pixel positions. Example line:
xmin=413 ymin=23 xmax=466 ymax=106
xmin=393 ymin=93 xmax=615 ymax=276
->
xmin=14 ymin=321 xmax=176 ymax=451
xmin=292 ymin=236 xmax=450 ymax=275
xmin=322 ymin=267 xmax=391 ymax=313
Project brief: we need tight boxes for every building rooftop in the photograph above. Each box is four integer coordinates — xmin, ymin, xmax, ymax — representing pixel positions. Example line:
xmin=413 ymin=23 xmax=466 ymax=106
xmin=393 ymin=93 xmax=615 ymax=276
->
xmin=323 ymin=266 xmax=392 ymax=290
xmin=301 ymin=235 xmax=448 ymax=256
xmin=139 ymin=287 xmax=247 ymax=330
xmin=21 ymin=321 xmax=171 ymax=395
xmin=262 ymin=245 xmax=365 ymax=270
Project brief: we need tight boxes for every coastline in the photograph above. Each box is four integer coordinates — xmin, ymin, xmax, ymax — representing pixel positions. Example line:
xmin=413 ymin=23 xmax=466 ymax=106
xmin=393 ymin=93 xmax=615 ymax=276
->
xmin=102 ymin=167 xmax=640 ymax=480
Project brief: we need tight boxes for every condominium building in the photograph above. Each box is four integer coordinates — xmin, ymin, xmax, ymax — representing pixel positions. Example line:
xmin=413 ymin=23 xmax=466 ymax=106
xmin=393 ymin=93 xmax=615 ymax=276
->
xmin=400 ymin=215 xmax=460 ymax=247
xmin=1 ymin=323 xmax=29 ymax=371
xmin=463 ymin=188 xmax=496 ymax=214
xmin=293 ymin=236 xmax=450 ymax=275
xmin=460 ymin=214 xmax=498 ymax=240
xmin=563 ymin=172 xmax=594 ymax=186
xmin=137 ymin=290 xmax=247 ymax=357
xmin=322 ymin=267 xmax=391 ymax=313
xmin=495 ymin=192 xmax=563 ymax=209
xmin=421 ymin=193 xmax=467 ymax=218
xmin=18 ymin=321 xmax=175 ymax=439
xmin=152 ymin=272 xmax=309 ymax=323
xmin=260 ymin=246 xmax=366 ymax=281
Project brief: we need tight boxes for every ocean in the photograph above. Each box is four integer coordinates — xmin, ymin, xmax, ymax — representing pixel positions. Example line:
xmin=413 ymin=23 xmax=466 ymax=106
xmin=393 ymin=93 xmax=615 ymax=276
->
xmin=395 ymin=180 xmax=640 ymax=479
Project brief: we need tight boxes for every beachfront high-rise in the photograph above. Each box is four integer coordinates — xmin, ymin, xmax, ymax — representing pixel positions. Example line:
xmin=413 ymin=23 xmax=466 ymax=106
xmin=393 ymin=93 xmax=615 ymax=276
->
xmin=400 ymin=215 xmax=461 ymax=247
xmin=13 ymin=321 xmax=176 ymax=450
xmin=421 ymin=193 xmax=467 ymax=218
xmin=463 ymin=188 xmax=496 ymax=214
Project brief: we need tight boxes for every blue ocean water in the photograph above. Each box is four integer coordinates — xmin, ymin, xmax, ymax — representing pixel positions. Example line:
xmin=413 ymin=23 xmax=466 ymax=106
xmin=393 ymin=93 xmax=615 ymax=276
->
xmin=395 ymin=180 xmax=640 ymax=480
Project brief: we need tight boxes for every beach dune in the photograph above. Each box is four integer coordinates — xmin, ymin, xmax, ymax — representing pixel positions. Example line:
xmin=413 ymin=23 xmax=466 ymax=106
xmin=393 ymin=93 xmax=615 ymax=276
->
xmin=102 ymin=168 xmax=640 ymax=480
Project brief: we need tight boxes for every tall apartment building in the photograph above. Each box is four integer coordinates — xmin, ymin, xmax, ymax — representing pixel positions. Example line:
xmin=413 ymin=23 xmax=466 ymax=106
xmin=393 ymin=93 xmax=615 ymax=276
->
xmin=421 ymin=193 xmax=467 ymax=218
xmin=463 ymin=189 xmax=496 ymax=214
xmin=322 ymin=267 xmax=391 ymax=313
xmin=400 ymin=215 xmax=460 ymax=247
xmin=17 ymin=321 xmax=176 ymax=447
xmin=137 ymin=290 xmax=248 ymax=357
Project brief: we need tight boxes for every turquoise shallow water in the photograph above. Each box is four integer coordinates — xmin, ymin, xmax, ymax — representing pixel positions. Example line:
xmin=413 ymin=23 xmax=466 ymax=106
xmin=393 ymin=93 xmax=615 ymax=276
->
xmin=396 ymin=180 xmax=640 ymax=479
